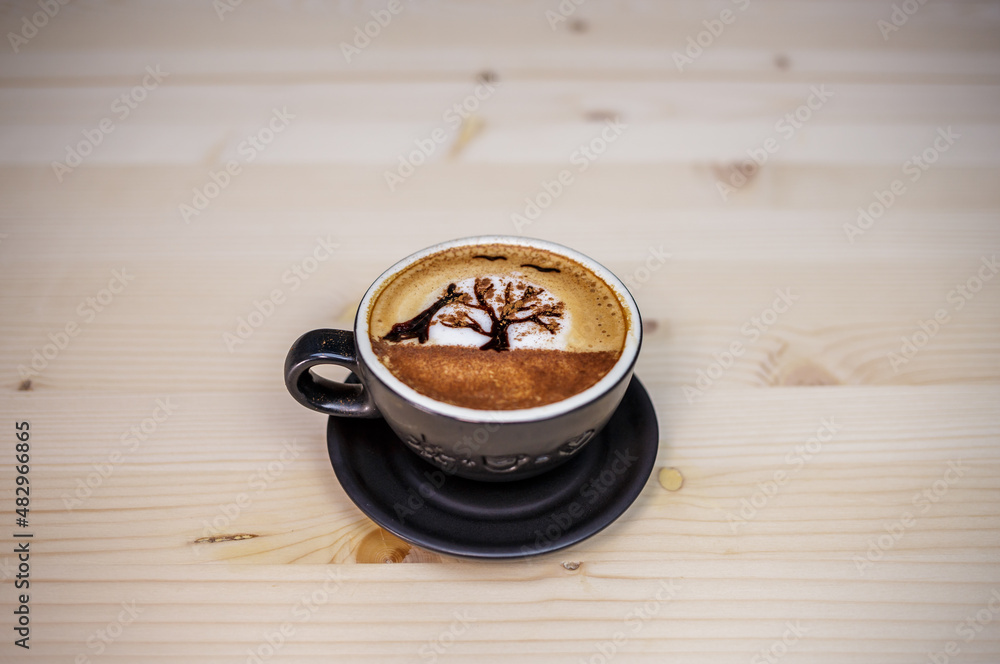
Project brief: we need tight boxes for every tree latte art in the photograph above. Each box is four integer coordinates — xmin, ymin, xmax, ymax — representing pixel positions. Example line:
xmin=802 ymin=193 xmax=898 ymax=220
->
xmin=368 ymin=243 xmax=628 ymax=410
xmin=384 ymin=277 xmax=566 ymax=351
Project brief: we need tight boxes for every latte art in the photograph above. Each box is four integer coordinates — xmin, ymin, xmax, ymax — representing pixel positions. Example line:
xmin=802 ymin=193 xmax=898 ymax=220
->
xmin=385 ymin=276 xmax=571 ymax=351
xmin=368 ymin=243 xmax=627 ymax=410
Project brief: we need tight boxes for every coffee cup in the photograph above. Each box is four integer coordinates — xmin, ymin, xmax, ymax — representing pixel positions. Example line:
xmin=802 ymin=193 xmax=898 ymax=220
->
xmin=284 ymin=235 xmax=641 ymax=481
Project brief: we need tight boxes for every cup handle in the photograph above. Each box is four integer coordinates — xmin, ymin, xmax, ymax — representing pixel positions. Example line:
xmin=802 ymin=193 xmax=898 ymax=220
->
xmin=284 ymin=329 xmax=380 ymax=418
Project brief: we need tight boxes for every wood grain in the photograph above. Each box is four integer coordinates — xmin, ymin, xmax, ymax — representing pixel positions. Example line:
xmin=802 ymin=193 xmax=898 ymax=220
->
xmin=1 ymin=0 xmax=999 ymax=662
xmin=1 ymin=386 xmax=997 ymax=566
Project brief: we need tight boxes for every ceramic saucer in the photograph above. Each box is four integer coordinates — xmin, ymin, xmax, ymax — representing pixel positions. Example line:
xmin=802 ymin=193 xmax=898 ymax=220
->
xmin=327 ymin=375 xmax=659 ymax=559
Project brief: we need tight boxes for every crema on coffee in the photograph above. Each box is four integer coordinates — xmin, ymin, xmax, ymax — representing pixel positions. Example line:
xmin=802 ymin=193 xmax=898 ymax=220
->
xmin=368 ymin=243 xmax=628 ymax=410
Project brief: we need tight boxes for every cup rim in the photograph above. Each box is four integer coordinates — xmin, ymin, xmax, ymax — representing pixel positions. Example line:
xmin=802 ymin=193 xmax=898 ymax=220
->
xmin=354 ymin=235 xmax=642 ymax=423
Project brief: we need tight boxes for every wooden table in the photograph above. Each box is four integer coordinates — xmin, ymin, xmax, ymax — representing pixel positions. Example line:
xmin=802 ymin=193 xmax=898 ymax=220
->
xmin=2 ymin=1 xmax=998 ymax=661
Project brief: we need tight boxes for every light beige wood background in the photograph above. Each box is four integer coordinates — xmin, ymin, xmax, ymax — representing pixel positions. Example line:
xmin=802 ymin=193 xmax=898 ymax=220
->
xmin=1 ymin=0 xmax=999 ymax=662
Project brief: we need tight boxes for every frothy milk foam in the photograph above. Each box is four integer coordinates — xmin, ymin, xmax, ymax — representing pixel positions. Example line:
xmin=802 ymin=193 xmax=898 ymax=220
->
xmin=423 ymin=275 xmax=572 ymax=350
xmin=368 ymin=243 xmax=627 ymax=410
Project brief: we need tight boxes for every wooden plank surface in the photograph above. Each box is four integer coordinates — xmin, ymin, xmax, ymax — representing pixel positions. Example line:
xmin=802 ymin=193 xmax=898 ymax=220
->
xmin=1 ymin=0 xmax=999 ymax=661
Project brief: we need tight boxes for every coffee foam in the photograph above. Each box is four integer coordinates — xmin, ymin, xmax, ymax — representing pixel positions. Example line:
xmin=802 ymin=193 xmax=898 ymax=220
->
xmin=368 ymin=243 xmax=626 ymax=353
xmin=425 ymin=276 xmax=572 ymax=350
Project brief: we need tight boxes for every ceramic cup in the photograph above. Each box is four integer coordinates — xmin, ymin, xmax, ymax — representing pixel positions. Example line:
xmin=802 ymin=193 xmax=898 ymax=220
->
xmin=284 ymin=236 xmax=641 ymax=481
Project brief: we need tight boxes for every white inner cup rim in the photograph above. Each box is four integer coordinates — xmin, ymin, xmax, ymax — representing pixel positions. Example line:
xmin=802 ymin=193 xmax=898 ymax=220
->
xmin=354 ymin=235 xmax=642 ymax=423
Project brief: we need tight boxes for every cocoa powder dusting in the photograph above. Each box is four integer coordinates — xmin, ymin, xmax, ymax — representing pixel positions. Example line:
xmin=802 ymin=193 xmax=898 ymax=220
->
xmin=373 ymin=341 xmax=619 ymax=410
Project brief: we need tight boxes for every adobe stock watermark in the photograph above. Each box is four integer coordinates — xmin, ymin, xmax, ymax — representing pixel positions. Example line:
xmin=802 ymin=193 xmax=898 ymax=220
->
xmin=622 ymin=245 xmax=672 ymax=292
xmin=545 ymin=0 xmax=587 ymax=31
xmin=887 ymin=255 xmax=997 ymax=374
xmin=18 ymin=268 xmax=135 ymax=382
xmin=7 ymin=0 xmax=71 ymax=53
xmin=877 ymin=0 xmax=930 ymax=41
xmin=62 ymin=398 xmax=177 ymax=510
xmin=519 ymin=447 xmax=640 ymax=557
xmin=223 ymin=235 xmax=339 ymax=353
xmin=212 ymin=0 xmax=249 ymax=21
xmin=340 ymin=0 xmax=407 ymax=63
xmin=51 ymin=65 xmax=169 ymax=183
xmin=213 ymin=0 xmax=237 ymax=20
xmin=179 ymin=107 xmax=295 ymax=224
xmin=672 ymin=0 xmax=751 ymax=72
xmin=0 ymin=556 xmax=15 ymax=582
xmin=511 ymin=118 xmax=628 ymax=233
xmin=727 ymin=417 xmax=839 ymax=532
xmin=852 ymin=459 xmax=966 ymax=576
xmin=751 ymin=621 xmax=808 ymax=664
xmin=384 ymin=78 xmax=500 ymax=192
xmin=927 ymin=588 xmax=1000 ymax=664
xmin=418 ymin=610 xmax=477 ymax=663
xmin=716 ymin=85 xmax=834 ymax=202
xmin=683 ymin=288 xmax=798 ymax=403
xmin=844 ymin=126 xmax=960 ymax=243
xmin=579 ymin=579 xmax=678 ymax=664
xmin=75 ymin=601 xmax=144 ymax=662
xmin=197 ymin=439 xmax=303 ymax=543
xmin=393 ymin=419 xmax=501 ymax=524
xmin=245 ymin=568 xmax=345 ymax=664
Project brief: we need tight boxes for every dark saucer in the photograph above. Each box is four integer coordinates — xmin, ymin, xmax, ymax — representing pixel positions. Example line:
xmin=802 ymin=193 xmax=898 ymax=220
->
xmin=327 ymin=375 xmax=659 ymax=559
